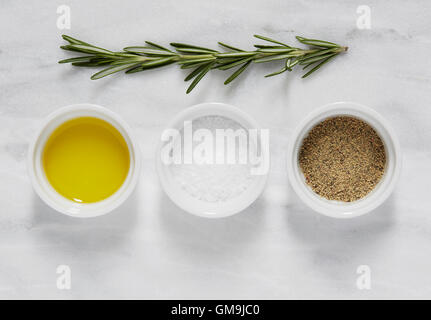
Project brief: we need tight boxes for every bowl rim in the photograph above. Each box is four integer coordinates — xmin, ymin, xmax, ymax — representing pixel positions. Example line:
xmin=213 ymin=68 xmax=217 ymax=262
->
xmin=27 ymin=103 xmax=141 ymax=218
xmin=155 ymin=102 xmax=269 ymax=218
xmin=286 ymin=101 xmax=402 ymax=219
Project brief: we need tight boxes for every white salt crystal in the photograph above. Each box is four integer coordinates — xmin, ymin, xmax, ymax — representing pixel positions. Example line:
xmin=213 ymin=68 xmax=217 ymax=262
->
xmin=169 ymin=115 xmax=257 ymax=203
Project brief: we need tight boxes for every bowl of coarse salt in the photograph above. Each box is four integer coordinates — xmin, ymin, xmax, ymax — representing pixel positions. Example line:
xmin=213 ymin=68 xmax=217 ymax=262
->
xmin=156 ymin=102 xmax=269 ymax=218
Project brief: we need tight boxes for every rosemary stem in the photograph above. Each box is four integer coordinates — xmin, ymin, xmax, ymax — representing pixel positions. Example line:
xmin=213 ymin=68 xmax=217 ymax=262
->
xmin=59 ymin=34 xmax=347 ymax=93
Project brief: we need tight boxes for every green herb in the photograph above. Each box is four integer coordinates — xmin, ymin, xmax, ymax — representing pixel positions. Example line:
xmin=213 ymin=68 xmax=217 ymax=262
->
xmin=59 ymin=34 xmax=348 ymax=93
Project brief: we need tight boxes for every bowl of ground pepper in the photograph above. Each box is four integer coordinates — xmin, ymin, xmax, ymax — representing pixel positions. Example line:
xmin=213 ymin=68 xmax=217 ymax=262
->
xmin=287 ymin=102 xmax=401 ymax=218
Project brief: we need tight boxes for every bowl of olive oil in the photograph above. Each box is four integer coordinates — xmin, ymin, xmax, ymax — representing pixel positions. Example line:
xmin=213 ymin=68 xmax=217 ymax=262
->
xmin=28 ymin=104 xmax=141 ymax=217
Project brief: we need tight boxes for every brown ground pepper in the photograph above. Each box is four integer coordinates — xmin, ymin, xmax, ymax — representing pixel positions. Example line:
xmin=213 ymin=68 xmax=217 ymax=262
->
xmin=298 ymin=116 xmax=386 ymax=202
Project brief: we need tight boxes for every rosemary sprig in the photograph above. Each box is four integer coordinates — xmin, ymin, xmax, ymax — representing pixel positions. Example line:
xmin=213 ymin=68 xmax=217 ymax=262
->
xmin=59 ymin=34 xmax=348 ymax=93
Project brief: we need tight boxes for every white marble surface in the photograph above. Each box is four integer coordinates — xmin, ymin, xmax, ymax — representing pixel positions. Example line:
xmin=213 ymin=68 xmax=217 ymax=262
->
xmin=1 ymin=0 xmax=431 ymax=299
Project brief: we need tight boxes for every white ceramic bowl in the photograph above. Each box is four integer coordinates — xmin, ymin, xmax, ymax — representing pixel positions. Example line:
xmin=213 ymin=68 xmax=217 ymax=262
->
xmin=156 ymin=102 xmax=269 ymax=218
xmin=287 ymin=102 xmax=401 ymax=218
xmin=28 ymin=104 xmax=141 ymax=218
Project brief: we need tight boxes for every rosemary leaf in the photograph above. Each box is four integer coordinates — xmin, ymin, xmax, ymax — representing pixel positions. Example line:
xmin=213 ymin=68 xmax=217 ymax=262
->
xmin=125 ymin=57 xmax=177 ymax=73
xmin=140 ymin=56 xmax=177 ymax=69
xmin=177 ymin=57 xmax=216 ymax=65
xmin=184 ymin=63 xmax=210 ymax=81
xmin=66 ymin=44 xmax=114 ymax=55
xmin=113 ymin=52 xmax=141 ymax=58
xmin=124 ymin=65 xmax=144 ymax=74
xmin=58 ymin=56 xmax=96 ymax=64
xmin=285 ymin=59 xmax=292 ymax=71
xmin=301 ymin=48 xmax=338 ymax=60
xmin=257 ymin=48 xmax=295 ymax=54
xmin=302 ymin=55 xmax=337 ymax=78
xmin=216 ymin=52 xmax=256 ymax=58
xmin=62 ymin=35 xmax=91 ymax=46
xmin=123 ymin=47 xmax=176 ymax=56
xmin=224 ymin=60 xmax=252 ymax=85
xmin=288 ymin=59 xmax=299 ymax=69
xmin=91 ymin=63 xmax=141 ymax=80
xmin=145 ymin=41 xmax=172 ymax=52
xmin=254 ymin=53 xmax=297 ymax=63
xmin=299 ymin=52 xmax=337 ymax=65
xmin=265 ymin=66 xmax=289 ymax=77
xmin=217 ymin=57 xmax=253 ymax=70
xmin=110 ymin=58 xmax=148 ymax=66
xmin=296 ymin=36 xmax=340 ymax=48
xmin=254 ymin=35 xmax=290 ymax=47
xmin=254 ymin=45 xmax=287 ymax=49
xmin=72 ymin=61 xmax=106 ymax=67
xmin=186 ymin=62 xmax=215 ymax=94
xmin=170 ymin=43 xmax=218 ymax=53
xmin=302 ymin=61 xmax=317 ymax=70
xmin=60 ymin=45 xmax=87 ymax=53
xmin=218 ymin=42 xmax=244 ymax=52
xmin=181 ymin=60 xmax=214 ymax=69
xmin=174 ymin=48 xmax=217 ymax=54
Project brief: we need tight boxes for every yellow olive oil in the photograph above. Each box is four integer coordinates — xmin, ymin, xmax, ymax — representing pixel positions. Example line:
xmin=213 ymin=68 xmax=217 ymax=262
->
xmin=43 ymin=117 xmax=130 ymax=203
